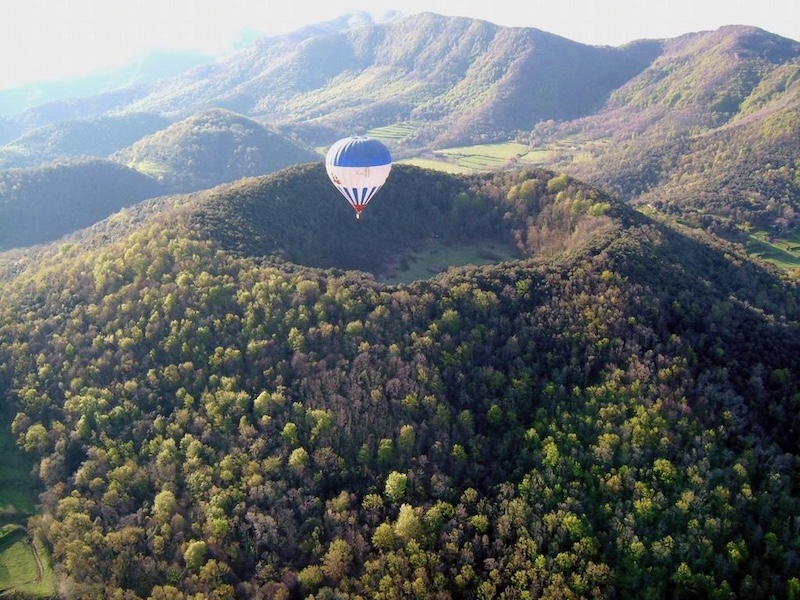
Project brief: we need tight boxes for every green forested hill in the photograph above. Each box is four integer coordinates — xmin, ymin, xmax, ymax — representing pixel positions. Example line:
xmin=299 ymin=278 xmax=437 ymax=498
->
xmin=0 ymin=157 xmax=165 ymax=249
xmin=189 ymin=163 xmax=516 ymax=272
xmin=1 ymin=165 xmax=800 ymax=598
xmin=110 ymin=109 xmax=319 ymax=193
xmin=0 ymin=113 xmax=171 ymax=169
xmin=562 ymin=26 xmax=800 ymax=232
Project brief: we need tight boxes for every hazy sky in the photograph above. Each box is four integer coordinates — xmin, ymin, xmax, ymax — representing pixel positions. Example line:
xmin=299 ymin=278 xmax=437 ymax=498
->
xmin=2 ymin=0 xmax=798 ymax=89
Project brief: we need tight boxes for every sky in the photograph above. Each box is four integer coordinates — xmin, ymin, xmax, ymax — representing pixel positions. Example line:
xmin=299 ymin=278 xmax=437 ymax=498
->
xmin=2 ymin=0 xmax=798 ymax=90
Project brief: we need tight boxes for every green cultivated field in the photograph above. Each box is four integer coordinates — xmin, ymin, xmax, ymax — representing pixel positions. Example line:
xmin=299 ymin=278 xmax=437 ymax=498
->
xmin=1 ymin=527 xmax=38 ymax=593
xmin=399 ymin=157 xmax=474 ymax=174
xmin=0 ymin=428 xmax=55 ymax=598
xmin=127 ymin=159 xmax=171 ymax=177
xmin=438 ymin=142 xmax=544 ymax=169
xmin=367 ymin=123 xmax=418 ymax=141
xmin=398 ymin=142 xmax=548 ymax=172
xmin=0 ymin=526 xmax=55 ymax=598
xmin=0 ymin=434 xmax=35 ymax=521
xmin=396 ymin=138 xmax=607 ymax=174
xmin=744 ymin=229 xmax=800 ymax=269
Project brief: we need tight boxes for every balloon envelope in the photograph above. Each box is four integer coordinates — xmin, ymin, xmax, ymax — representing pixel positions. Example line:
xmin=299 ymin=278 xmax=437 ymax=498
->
xmin=325 ymin=136 xmax=392 ymax=218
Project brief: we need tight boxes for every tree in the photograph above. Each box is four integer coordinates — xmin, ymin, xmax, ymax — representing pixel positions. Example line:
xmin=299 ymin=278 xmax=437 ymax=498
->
xmin=372 ymin=523 xmax=396 ymax=551
xmin=153 ymin=489 xmax=178 ymax=525
xmin=394 ymin=504 xmax=423 ymax=542
xmin=289 ymin=447 xmax=310 ymax=471
xmin=398 ymin=424 xmax=416 ymax=457
xmin=322 ymin=538 xmax=353 ymax=583
xmin=384 ymin=471 xmax=408 ymax=503
xmin=184 ymin=540 xmax=208 ymax=572
xmin=22 ymin=422 xmax=50 ymax=452
xmin=298 ymin=565 xmax=323 ymax=596
xmin=377 ymin=438 xmax=394 ymax=467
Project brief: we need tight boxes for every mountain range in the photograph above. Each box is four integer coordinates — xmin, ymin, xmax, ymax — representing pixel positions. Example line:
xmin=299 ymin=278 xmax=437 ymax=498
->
xmin=0 ymin=12 xmax=798 ymax=253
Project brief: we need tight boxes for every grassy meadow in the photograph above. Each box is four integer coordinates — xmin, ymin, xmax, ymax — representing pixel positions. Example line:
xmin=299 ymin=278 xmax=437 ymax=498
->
xmin=0 ymin=433 xmax=35 ymax=521
xmin=744 ymin=229 xmax=800 ymax=269
xmin=126 ymin=159 xmax=171 ymax=178
xmin=398 ymin=141 xmax=551 ymax=173
xmin=377 ymin=237 xmax=520 ymax=284
xmin=390 ymin=135 xmax=608 ymax=174
xmin=367 ymin=123 xmax=418 ymax=141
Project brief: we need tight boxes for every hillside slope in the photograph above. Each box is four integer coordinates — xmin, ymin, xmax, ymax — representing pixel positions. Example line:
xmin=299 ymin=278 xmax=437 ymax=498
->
xmin=1 ymin=165 xmax=799 ymax=597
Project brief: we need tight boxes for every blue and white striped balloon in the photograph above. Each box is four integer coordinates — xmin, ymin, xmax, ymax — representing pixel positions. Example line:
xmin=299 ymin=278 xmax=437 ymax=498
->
xmin=326 ymin=136 xmax=392 ymax=219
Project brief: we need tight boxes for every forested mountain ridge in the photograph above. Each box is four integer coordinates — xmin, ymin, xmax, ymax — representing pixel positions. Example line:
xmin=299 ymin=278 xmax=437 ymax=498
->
xmin=560 ymin=25 xmax=800 ymax=231
xmin=0 ymin=11 xmax=390 ymax=122
xmin=0 ymin=12 xmax=665 ymax=149
xmin=4 ymin=16 xmax=796 ymax=154
xmin=601 ymin=25 xmax=800 ymax=124
xmin=118 ymin=12 xmax=661 ymax=147
xmin=0 ymin=113 xmax=170 ymax=169
xmin=0 ymin=111 xmax=320 ymax=250
xmin=0 ymin=49 xmax=214 ymax=118
xmin=2 ymin=164 xmax=800 ymax=597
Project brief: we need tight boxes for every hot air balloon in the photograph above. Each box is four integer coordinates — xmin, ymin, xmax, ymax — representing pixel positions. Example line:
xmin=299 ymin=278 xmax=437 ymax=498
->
xmin=325 ymin=136 xmax=392 ymax=219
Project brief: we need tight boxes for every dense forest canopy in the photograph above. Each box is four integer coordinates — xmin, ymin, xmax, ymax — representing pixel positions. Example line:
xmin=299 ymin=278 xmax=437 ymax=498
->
xmin=2 ymin=164 xmax=800 ymax=598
